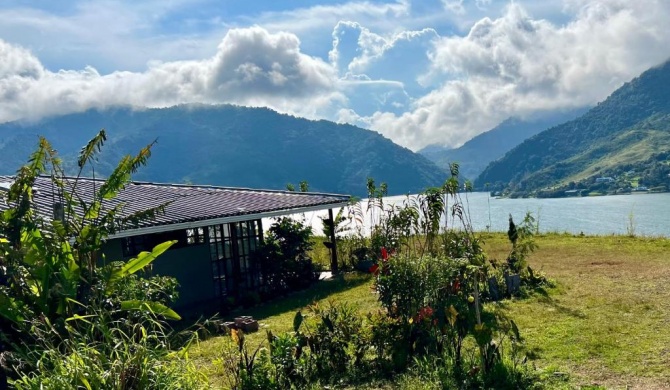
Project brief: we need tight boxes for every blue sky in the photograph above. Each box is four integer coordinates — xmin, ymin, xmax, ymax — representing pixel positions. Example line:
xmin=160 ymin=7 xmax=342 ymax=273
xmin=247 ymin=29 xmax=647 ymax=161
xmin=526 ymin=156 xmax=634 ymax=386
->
xmin=1 ymin=0 xmax=669 ymax=150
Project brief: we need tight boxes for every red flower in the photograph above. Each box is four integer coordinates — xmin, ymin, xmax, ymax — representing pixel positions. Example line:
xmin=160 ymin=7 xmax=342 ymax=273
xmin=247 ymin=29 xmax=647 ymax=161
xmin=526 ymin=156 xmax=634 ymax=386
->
xmin=369 ymin=264 xmax=380 ymax=275
xmin=452 ymin=277 xmax=461 ymax=293
xmin=415 ymin=306 xmax=434 ymax=323
xmin=381 ymin=247 xmax=388 ymax=260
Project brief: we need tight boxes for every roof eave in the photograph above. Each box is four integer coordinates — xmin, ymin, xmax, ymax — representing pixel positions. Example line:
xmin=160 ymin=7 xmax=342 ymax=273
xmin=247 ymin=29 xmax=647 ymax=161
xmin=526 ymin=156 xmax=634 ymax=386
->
xmin=107 ymin=200 xmax=350 ymax=240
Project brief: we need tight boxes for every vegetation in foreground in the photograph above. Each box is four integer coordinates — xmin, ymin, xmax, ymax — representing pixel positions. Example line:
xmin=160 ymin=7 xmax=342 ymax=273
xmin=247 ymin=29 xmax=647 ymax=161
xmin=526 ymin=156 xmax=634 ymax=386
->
xmin=0 ymin=133 xmax=208 ymax=388
xmin=193 ymin=233 xmax=670 ymax=389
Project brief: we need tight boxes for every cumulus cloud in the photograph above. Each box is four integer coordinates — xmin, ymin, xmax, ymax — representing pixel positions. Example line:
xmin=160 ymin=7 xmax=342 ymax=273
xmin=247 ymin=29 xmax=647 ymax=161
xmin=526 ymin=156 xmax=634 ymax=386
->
xmin=328 ymin=21 xmax=438 ymax=115
xmin=0 ymin=27 xmax=341 ymax=123
xmin=330 ymin=21 xmax=437 ymax=86
xmin=0 ymin=41 xmax=43 ymax=79
xmin=353 ymin=1 xmax=670 ymax=150
xmin=2 ymin=0 xmax=670 ymax=153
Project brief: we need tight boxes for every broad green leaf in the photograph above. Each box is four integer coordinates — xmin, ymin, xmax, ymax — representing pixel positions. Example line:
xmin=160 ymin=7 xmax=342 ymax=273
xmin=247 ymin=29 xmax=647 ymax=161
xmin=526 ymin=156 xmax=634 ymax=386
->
xmin=27 ymin=280 xmax=40 ymax=296
xmin=84 ymin=201 xmax=101 ymax=220
xmin=120 ymin=240 xmax=177 ymax=276
xmin=79 ymin=376 xmax=92 ymax=390
xmin=51 ymin=220 xmax=68 ymax=239
xmin=78 ymin=225 xmax=92 ymax=245
xmin=0 ymin=295 xmax=25 ymax=324
xmin=66 ymin=314 xmax=97 ymax=324
xmin=120 ymin=299 xmax=181 ymax=320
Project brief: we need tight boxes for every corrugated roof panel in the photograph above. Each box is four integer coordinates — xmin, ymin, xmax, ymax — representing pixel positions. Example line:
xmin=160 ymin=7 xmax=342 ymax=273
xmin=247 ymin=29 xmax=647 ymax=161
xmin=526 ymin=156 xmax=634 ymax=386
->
xmin=0 ymin=176 xmax=350 ymax=232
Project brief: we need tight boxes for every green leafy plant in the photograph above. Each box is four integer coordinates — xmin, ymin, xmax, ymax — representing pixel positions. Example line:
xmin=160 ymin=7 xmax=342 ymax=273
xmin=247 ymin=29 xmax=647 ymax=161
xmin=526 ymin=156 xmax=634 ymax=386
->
xmin=8 ymin=305 xmax=205 ymax=389
xmin=0 ymin=131 xmax=200 ymax=388
xmin=253 ymin=217 xmax=318 ymax=297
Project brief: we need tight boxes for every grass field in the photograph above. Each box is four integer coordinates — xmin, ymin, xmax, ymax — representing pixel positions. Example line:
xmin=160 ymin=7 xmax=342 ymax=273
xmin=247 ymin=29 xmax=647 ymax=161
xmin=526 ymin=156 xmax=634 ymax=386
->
xmin=488 ymin=233 xmax=670 ymax=390
xmin=191 ymin=233 xmax=670 ymax=389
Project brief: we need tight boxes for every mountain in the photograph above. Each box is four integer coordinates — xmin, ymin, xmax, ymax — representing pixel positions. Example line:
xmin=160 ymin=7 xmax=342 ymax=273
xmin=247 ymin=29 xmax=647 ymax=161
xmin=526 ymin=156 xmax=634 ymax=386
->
xmin=476 ymin=60 xmax=670 ymax=195
xmin=419 ymin=108 xmax=587 ymax=181
xmin=0 ymin=105 xmax=446 ymax=196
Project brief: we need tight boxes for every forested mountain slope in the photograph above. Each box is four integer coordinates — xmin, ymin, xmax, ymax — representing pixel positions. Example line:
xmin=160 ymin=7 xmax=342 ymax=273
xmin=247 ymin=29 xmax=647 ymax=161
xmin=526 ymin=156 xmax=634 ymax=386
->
xmin=476 ymin=60 xmax=670 ymax=195
xmin=0 ymin=105 xmax=446 ymax=196
xmin=419 ymin=108 xmax=586 ymax=180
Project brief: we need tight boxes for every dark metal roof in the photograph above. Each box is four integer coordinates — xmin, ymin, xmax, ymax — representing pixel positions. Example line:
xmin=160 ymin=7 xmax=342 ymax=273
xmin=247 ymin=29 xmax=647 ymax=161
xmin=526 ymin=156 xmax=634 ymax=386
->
xmin=0 ymin=175 xmax=350 ymax=237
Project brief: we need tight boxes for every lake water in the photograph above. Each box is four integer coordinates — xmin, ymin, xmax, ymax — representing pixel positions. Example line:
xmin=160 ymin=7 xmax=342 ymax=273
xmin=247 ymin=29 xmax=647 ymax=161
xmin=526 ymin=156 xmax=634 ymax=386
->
xmin=278 ymin=192 xmax=670 ymax=237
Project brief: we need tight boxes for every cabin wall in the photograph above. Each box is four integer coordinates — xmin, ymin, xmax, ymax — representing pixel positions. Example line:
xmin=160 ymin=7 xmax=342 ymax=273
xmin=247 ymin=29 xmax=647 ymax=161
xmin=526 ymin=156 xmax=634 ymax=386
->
xmin=100 ymin=218 xmax=269 ymax=315
xmin=101 ymin=239 xmax=214 ymax=310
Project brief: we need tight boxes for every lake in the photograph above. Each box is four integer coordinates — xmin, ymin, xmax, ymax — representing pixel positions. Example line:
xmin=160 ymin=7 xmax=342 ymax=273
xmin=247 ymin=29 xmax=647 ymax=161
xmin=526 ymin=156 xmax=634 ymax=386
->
xmin=278 ymin=192 xmax=670 ymax=237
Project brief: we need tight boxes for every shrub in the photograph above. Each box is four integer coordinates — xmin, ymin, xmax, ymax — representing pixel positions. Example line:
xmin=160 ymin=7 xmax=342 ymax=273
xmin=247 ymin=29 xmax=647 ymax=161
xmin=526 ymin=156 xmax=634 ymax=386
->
xmin=506 ymin=212 xmax=538 ymax=274
xmin=375 ymin=254 xmax=480 ymax=369
xmin=254 ymin=217 xmax=319 ymax=297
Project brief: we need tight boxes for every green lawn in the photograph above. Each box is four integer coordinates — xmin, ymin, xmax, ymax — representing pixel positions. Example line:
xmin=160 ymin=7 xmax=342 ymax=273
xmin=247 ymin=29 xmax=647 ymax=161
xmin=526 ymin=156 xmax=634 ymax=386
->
xmin=489 ymin=234 xmax=670 ymax=390
xmin=191 ymin=234 xmax=670 ymax=389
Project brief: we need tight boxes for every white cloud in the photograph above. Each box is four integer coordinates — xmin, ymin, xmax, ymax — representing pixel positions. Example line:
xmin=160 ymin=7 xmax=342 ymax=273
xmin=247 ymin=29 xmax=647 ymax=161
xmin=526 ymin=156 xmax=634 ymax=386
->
xmin=2 ymin=0 xmax=670 ymax=154
xmin=474 ymin=0 xmax=492 ymax=10
xmin=0 ymin=27 xmax=342 ymax=123
xmin=328 ymin=21 xmax=438 ymax=115
xmin=0 ymin=0 xmax=226 ymax=72
xmin=208 ymin=27 xmax=336 ymax=99
xmin=0 ymin=40 xmax=43 ymax=79
xmin=330 ymin=21 xmax=438 ymax=82
xmin=354 ymin=1 xmax=670 ymax=150
xmin=442 ymin=0 xmax=466 ymax=15
xmin=248 ymin=0 xmax=411 ymax=35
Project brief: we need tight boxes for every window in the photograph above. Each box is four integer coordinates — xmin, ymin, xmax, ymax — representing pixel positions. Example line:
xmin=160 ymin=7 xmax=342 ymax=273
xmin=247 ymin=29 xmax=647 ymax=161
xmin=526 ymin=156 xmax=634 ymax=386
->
xmin=186 ymin=227 xmax=206 ymax=245
xmin=209 ymin=220 xmax=263 ymax=301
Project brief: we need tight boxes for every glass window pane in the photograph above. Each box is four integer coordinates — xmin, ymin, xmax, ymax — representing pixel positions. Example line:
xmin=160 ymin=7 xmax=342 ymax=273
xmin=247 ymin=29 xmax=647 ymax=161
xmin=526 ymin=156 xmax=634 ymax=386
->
xmin=224 ymin=242 xmax=232 ymax=258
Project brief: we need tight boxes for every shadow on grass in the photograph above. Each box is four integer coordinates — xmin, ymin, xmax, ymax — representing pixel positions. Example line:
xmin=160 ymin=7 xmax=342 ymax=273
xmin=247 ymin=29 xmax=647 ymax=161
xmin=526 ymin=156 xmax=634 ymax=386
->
xmin=535 ymin=294 xmax=586 ymax=319
xmin=231 ymin=272 xmax=373 ymax=321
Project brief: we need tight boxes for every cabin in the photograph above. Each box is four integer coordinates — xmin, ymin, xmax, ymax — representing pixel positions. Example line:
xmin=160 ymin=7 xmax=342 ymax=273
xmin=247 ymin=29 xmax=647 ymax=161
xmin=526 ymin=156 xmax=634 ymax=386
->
xmin=0 ymin=176 xmax=350 ymax=312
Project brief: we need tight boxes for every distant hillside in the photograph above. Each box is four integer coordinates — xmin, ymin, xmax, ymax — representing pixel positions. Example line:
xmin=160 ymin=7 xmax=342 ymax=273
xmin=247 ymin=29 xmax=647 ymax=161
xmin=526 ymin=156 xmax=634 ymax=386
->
xmin=0 ymin=105 xmax=447 ymax=196
xmin=476 ymin=60 xmax=670 ymax=196
xmin=419 ymin=109 xmax=587 ymax=181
